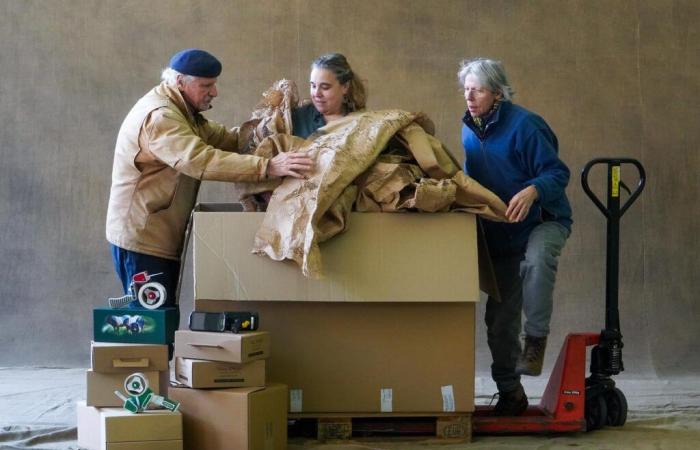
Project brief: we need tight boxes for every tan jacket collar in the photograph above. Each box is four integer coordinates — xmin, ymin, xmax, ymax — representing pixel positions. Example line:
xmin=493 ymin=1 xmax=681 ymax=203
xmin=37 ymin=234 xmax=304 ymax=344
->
xmin=154 ymin=81 xmax=202 ymax=125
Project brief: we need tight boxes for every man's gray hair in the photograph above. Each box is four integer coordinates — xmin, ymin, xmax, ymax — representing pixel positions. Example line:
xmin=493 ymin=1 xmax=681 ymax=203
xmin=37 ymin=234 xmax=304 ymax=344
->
xmin=161 ymin=67 xmax=195 ymax=86
xmin=457 ymin=58 xmax=514 ymax=101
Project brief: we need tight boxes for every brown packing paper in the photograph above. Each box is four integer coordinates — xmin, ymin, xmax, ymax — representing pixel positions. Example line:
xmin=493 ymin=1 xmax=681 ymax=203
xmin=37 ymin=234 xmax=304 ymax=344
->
xmin=253 ymin=110 xmax=418 ymax=278
xmin=399 ymin=178 xmax=457 ymax=212
xmin=234 ymin=80 xmax=508 ymax=278
xmin=396 ymin=123 xmax=460 ymax=179
xmin=355 ymin=161 xmax=424 ymax=212
xmin=451 ymin=171 xmax=509 ymax=220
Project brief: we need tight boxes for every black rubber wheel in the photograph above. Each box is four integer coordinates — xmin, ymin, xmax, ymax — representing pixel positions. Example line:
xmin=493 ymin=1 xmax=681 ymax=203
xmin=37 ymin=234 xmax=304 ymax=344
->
xmin=605 ymin=387 xmax=628 ymax=426
xmin=585 ymin=394 xmax=608 ymax=431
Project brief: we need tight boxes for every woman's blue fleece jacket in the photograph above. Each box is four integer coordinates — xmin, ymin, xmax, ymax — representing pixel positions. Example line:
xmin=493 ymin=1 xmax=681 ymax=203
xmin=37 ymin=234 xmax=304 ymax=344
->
xmin=461 ymin=101 xmax=572 ymax=256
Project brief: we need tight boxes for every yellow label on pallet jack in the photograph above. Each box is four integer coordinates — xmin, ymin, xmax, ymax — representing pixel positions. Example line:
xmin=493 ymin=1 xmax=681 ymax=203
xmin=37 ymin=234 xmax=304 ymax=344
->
xmin=611 ymin=165 xmax=620 ymax=198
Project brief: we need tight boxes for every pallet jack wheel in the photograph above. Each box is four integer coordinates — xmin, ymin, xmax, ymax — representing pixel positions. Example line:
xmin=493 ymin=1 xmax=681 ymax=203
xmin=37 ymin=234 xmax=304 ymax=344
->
xmin=585 ymin=394 xmax=608 ymax=431
xmin=605 ymin=387 xmax=628 ymax=427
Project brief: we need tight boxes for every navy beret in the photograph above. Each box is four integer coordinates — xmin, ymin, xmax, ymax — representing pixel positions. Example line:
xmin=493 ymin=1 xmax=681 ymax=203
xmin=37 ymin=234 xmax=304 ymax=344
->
xmin=169 ymin=48 xmax=222 ymax=78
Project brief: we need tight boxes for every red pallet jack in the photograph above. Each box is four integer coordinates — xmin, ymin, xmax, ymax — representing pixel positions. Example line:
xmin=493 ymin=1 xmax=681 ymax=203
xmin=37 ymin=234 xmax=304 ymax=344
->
xmin=472 ymin=157 xmax=646 ymax=433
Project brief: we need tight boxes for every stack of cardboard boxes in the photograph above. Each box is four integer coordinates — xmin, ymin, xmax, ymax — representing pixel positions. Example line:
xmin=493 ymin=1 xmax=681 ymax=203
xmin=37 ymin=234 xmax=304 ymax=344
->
xmin=81 ymin=282 xmax=288 ymax=449
xmin=189 ymin=204 xmax=482 ymax=439
xmin=167 ymin=328 xmax=288 ymax=450
xmin=79 ymin=280 xmax=181 ymax=449
xmin=78 ymin=342 xmax=183 ymax=449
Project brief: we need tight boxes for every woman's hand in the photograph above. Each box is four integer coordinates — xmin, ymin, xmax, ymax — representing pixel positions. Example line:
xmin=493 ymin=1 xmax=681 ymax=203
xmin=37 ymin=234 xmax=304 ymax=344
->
xmin=267 ymin=152 xmax=314 ymax=179
xmin=506 ymin=185 xmax=539 ymax=222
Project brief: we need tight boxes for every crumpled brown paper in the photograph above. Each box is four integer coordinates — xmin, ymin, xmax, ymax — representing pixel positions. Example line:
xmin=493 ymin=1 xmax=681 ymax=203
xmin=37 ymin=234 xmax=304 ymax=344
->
xmin=231 ymin=80 xmax=299 ymax=210
xmin=234 ymin=81 xmax=508 ymax=278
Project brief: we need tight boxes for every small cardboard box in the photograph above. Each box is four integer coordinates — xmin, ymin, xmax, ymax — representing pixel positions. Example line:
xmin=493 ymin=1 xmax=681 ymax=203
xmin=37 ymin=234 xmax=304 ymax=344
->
xmin=173 ymin=330 xmax=270 ymax=364
xmin=93 ymin=308 xmax=178 ymax=345
xmin=91 ymin=342 xmax=169 ymax=373
xmin=192 ymin=204 xmax=480 ymax=302
xmin=76 ymin=400 xmax=182 ymax=450
xmin=196 ymin=300 xmax=475 ymax=413
xmin=86 ymin=369 xmax=162 ymax=407
xmin=175 ymin=357 xmax=265 ymax=389
xmin=168 ymin=383 xmax=287 ymax=450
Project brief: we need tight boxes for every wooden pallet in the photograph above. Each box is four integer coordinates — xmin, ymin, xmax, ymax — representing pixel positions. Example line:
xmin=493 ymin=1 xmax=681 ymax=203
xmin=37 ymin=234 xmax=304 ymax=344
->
xmin=288 ymin=413 xmax=472 ymax=442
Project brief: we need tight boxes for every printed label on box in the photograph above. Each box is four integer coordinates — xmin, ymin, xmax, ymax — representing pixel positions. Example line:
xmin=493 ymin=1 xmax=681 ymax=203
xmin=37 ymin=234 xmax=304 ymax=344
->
xmin=380 ymin=388 xmax=393 ymax=412
xmin=290 ymin=389 xmax=303 ymax=413
xmin=441 ymin=385 xmax=455 ymax=412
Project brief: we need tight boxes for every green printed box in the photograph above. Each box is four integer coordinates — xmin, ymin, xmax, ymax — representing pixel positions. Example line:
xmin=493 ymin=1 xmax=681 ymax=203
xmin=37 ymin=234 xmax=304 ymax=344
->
xmin=94 ymin=308 xmax=178 ymax=345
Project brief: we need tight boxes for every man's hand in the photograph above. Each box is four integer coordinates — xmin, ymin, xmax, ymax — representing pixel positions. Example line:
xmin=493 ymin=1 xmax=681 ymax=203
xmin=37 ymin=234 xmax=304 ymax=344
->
xmin=267 ymin=152 xmax=314 ymax=179
xmin=506 ymin=185 xmax=539 ymax=222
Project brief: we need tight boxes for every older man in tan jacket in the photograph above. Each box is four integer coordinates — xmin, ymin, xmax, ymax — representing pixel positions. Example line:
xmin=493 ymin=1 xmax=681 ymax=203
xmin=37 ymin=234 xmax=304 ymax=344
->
xmin=106 ymin=48 xmax=313 ymax=307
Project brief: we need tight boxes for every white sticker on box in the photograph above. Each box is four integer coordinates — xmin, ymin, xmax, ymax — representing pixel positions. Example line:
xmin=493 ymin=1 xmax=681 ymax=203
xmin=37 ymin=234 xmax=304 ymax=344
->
xmin=290 ymin=389 xmax=303 ymax=413
xmin=441 ymin=385 xmax=455 ymax=412
xmin=380 ymin=388 xmax=393 ymax=412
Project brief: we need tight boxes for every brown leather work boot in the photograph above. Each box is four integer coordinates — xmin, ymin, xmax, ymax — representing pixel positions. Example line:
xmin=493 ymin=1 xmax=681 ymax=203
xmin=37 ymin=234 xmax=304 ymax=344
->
xmin=516 ymin=335 xmax=548 ymax=376
xmin=494 ymin=384 xmax=529 ymax=416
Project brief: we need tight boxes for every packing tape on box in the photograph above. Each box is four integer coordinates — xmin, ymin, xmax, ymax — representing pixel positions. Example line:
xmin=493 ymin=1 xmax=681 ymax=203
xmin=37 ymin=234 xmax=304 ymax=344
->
xmin=290 ymin=389 xmax=303 ymax=413
xmin=441 ymin=385 xmax=455 ymax=412
xmin=380 ymin=388 xmax=393 ymax=413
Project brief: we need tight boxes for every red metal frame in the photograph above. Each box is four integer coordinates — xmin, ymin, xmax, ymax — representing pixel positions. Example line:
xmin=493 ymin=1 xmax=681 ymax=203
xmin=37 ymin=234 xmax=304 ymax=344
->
xmin=472 ymin=332 xmax=600 ymax=434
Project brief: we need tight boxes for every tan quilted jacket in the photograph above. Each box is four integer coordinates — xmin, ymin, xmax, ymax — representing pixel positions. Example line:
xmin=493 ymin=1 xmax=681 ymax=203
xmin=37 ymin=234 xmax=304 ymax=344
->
xmin=106 ymin=82 xmax=269 ymax=260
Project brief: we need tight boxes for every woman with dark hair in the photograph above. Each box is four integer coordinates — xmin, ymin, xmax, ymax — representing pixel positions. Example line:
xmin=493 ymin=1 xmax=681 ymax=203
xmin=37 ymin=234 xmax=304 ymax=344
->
xmin=291 ymin=53 xmax=367 ymax=139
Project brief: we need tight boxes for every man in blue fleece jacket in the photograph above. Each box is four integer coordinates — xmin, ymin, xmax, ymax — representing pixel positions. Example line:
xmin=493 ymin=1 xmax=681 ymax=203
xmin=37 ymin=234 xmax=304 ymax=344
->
xmin=459 ymin=58 xmax=572 ymax=416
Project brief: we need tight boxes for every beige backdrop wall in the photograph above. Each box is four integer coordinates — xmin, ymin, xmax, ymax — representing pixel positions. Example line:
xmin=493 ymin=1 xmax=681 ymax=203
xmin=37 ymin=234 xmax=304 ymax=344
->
xmin=0 ymin=0 xmax=698 ymax=377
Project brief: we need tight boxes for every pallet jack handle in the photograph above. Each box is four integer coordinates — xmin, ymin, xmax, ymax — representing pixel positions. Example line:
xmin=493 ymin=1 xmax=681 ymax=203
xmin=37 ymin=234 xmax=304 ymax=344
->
xmin=581 ymin=158 xmax=646 ymax=221
xmin=581 ymin=158 xmax=645 ymax=375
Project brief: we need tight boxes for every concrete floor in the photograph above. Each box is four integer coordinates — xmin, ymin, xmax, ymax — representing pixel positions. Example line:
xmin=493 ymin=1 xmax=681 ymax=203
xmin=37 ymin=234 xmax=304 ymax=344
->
xmin=1 ymin=368 xmax=699 ymax=449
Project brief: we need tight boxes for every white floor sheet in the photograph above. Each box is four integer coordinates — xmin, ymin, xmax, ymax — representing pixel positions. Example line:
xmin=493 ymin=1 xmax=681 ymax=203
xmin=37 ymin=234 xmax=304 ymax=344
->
xmin=1 ymin=367 xmax=699 ymax=450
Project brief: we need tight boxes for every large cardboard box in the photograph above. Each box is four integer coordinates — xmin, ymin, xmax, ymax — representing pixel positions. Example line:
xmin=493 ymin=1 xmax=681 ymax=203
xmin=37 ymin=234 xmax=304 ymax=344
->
xmin=175 ymin=357 xmax=265 ymax=389
xmin=93 ymin=308 xmax=178 ymax=345
xmin=192 ymin=205 xmax=479 ymax=302
xmin=173 ymin=330 xmax=269 ymax=364
xmin=168 ymin=383 xmax=287 ymax=450
xmin=196 ymin=300 xmax=475 ymax=413
xmin=91 ymin=342 xmax=169 ymax=373
xmin=76 ymin=401 xmax=182 ymax=450
xmin=86 ymin=369 xmax=162 ymax=407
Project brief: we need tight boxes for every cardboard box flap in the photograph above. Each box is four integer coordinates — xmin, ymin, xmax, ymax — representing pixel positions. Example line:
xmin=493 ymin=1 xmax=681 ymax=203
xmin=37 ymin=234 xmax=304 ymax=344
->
xmin=193 ymin=204 xmax=480 ymax=303
xmin=91 ymin=342 xmax=169 ymax=372
xmin=101 ymin=408 xmax=182 ymax=442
